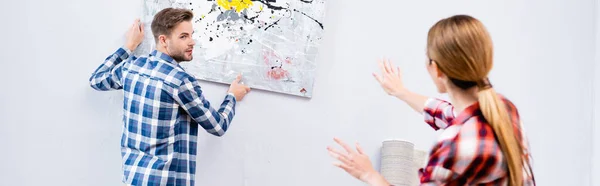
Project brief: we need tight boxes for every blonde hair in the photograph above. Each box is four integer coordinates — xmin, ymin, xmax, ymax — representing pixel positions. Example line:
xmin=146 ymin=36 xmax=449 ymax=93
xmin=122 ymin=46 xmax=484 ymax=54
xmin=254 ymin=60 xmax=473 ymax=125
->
xmin=427 ymin=15 xmax=529 ymax=185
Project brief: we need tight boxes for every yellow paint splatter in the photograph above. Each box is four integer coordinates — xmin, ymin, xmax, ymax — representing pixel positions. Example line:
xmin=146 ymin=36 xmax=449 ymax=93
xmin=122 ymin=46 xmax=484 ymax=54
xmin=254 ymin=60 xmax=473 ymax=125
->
xmin=216 ymin=0 xmax=254 ymax=13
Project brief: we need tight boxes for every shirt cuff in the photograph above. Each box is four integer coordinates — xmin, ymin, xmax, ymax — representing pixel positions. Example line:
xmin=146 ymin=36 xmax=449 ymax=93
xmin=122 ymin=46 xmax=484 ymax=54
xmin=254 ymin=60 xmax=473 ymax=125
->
xmin=423 ymin=98 xmax=442 ymax=130
xmin=119 ymin=46 xmax=132 ymax=60
xmin=424 ymin=98 xmax=449 ymax=113
xmin=227 ymin=92 xmax=237 ymax=102
xmin=423 ymin=98 xmax=436 ymax=114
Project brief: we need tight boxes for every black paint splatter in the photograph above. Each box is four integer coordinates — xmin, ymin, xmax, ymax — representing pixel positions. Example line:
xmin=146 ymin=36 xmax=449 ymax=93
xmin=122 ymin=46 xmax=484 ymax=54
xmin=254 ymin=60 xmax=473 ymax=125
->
xmin=292 ymin=9 xmax=324 ymax=29
xmin=250 ymin=0 xmax=324 ymax=29
xmin=264 ymin=18 xmax=282 ymax=31
xmin=253 ymin=0 xmax=286 ymax=11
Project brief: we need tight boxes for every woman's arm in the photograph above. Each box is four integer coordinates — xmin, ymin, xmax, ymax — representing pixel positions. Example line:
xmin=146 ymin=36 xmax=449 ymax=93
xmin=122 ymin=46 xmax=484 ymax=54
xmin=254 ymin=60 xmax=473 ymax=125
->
xmin=373 ymin=59 xmax=429 ymax=114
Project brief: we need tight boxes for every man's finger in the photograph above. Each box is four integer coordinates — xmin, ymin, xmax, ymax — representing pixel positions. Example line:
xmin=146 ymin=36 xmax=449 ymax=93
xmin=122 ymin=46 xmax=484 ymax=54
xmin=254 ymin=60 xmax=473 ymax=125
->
xmin=232 ymin=75 xmax=242 ymax=83
xmin=135 ymin=22 xmax=141 ymax=33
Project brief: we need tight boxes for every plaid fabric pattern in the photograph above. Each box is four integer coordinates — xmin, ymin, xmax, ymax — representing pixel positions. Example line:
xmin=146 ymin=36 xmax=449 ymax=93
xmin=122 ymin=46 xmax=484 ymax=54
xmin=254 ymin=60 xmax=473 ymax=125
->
xmin=419 ymin=96 xmax=534 ymax=186
xmin=89 ymin=47 xmax=237 ymax=186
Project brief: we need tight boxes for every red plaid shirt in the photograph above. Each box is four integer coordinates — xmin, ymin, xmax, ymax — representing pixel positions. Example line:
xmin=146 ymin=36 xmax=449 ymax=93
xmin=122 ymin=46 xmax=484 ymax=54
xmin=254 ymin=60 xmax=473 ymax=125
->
xmin=418 ymin=96 xmax=535 ymax=185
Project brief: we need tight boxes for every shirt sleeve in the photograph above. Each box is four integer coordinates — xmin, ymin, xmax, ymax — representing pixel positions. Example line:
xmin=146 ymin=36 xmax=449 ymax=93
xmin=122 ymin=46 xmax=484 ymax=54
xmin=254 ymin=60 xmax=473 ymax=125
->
xmin=173 ymin=75 xmax=237 ymax=137
xmin=423 ymin=98 xmax=456 ymax=130
xmin=89 ymin=47 xmax=136 ymax=91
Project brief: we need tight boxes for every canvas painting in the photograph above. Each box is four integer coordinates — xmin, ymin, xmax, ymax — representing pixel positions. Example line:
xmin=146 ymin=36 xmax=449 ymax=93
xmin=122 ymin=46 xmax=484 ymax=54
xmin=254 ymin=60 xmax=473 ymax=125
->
xmin=137 ymin=0 xmax=326 ymax=98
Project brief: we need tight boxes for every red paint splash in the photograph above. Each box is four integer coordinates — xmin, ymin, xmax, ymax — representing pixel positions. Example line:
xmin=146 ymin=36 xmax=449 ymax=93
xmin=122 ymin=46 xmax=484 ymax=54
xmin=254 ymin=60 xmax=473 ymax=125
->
xmin=263 ymin=51 xmax=274 ymax=65
xmin=267 ymin=67 xmax=289 ymax=80
xmin=263 ymin=51 xmax=293 ymax=65
xmin=263 ymin=50 xmax=293 ymax=80
xmin=300 ymin=88 xmax=307 ymax=94
xmin=285 ymin=57 xmax=292 ymax=64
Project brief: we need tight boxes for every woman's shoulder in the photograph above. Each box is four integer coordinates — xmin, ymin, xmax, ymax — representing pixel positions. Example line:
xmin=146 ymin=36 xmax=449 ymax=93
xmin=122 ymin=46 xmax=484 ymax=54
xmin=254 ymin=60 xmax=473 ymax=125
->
xmin=497 ymin=93 xmax=521 ymax=119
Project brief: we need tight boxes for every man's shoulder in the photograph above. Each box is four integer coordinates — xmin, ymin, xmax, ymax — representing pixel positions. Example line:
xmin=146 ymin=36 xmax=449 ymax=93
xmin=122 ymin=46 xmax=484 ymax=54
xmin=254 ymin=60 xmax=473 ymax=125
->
xmin=127 ymin=56 xmax=194 ymax=88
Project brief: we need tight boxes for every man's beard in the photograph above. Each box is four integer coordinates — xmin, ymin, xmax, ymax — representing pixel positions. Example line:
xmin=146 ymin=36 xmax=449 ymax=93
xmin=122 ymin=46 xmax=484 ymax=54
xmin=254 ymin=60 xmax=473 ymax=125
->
xmin=168 ymin=46 xmax=192 ymax=62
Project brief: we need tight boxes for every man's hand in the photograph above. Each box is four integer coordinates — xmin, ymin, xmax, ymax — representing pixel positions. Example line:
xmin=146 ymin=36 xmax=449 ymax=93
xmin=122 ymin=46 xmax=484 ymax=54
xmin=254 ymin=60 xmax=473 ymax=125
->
xmin=228 ymin=74 xmax=251 ymax=101
xmin=125 ymin=19 xmax=144 ymax=52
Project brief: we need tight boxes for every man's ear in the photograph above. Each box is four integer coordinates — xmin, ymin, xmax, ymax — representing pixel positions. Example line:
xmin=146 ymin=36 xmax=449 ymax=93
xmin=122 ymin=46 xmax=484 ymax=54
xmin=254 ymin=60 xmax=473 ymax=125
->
xmin=158 ymin=35 xmax=167 ymax=47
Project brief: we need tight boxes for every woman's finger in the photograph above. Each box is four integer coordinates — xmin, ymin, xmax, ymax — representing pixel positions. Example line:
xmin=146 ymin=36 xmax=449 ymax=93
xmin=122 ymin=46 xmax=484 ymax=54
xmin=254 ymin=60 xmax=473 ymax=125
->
xmin=333 ymin=162 xmax=355 ymax=173
xmin=328 ymin=147 xmax=352 ymax=165
xmin=356 ymin=142 xmax=365 ymax=155
xmin=378 ymin=60 xmax=387 ymax=75
xmin=334 ymin=137 xmax=355 ymax=154
xmin=387 ymin=59 xmax=396 ymax=74
xmin=383 ymin=59 xmax=392 ymax=74
xmin=373 ymin=73 xmax=383 ymax=83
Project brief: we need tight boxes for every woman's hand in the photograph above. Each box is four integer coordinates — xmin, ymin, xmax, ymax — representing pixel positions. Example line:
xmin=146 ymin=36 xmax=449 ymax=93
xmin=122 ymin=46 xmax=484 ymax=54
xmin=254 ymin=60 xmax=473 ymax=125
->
xmin=373 ymin=59 xmax=408 ymax=98
xmin=327 ymin=138 xmax=390 ymax=186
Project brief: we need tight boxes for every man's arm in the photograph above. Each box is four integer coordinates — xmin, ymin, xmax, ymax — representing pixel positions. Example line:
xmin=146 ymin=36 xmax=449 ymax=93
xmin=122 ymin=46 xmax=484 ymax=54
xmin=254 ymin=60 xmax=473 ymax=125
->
xmin=89 ymin=19 xmax=144 ymax=91
xmin=89 ymin=47 xmax=133 ymax=90
xmin=173 ymin=75 xmax=237 ymax=137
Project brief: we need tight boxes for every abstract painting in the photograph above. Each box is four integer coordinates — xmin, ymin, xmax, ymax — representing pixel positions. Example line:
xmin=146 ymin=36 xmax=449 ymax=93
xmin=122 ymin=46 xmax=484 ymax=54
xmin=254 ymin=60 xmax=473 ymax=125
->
xmin=137 ymin=0 xmax=326 ymax=98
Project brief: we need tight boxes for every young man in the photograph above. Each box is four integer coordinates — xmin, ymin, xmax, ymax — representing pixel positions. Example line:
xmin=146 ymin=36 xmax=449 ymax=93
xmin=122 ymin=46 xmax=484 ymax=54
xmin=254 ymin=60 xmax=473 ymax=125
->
xmin=89 ymin=8 xmax=250 ymax=186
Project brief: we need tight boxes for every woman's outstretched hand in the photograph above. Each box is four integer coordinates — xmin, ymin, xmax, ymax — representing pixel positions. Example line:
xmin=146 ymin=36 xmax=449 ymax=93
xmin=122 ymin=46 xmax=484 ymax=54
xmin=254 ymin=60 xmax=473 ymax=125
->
xmin=327 ymin=138 xmax=390 ymax=186
xmin=373 ymin=59 xmax=408 ymax=98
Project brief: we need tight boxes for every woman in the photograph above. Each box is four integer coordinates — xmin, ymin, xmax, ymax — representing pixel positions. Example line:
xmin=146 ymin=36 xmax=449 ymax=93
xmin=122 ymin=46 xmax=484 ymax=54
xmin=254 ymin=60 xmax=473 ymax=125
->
xmin=327 ymin=15 xmax=535 ymax=185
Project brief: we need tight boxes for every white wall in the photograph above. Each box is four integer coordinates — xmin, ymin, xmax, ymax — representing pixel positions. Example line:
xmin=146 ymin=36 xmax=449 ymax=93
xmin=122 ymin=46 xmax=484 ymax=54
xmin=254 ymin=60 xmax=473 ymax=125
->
xmin=594 ymin=0 xmax=600 ymax=184
xmin=0 ymin=0 xmax=595 ymax=185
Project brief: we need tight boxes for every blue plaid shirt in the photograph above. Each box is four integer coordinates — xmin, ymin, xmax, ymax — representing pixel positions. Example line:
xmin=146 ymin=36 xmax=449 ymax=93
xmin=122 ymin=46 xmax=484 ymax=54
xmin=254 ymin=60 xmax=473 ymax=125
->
xmin=89 ymin=47 xmax=237 ymax=186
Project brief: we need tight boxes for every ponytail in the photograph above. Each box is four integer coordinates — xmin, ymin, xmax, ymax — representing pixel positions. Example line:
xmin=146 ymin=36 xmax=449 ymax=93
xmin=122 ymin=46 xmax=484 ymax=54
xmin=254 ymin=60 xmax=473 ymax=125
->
xmin=478 ymin=87 xmax=525 ymax=186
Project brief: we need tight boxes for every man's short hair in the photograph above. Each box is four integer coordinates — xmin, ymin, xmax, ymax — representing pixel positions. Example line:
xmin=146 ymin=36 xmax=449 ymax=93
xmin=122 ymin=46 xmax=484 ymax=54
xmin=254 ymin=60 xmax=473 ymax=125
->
xmin=151 ymin=8 xmax=194 ymax=42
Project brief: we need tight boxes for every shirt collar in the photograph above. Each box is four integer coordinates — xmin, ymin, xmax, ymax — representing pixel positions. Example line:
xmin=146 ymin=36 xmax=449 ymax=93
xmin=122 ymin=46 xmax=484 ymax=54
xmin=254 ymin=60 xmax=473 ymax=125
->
xmin=450 ymin=102 xmax=483 ymax=127
xmin=150 ymin=50 xmax=180 ymax=68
